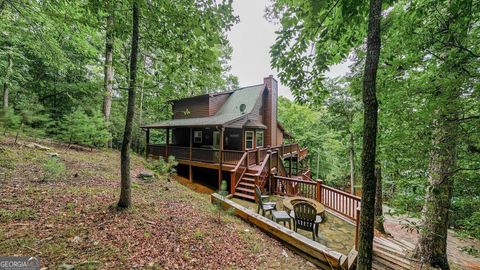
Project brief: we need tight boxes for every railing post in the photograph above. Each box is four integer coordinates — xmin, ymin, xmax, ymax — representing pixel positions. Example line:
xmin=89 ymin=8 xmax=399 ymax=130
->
xmin=316 ymin=179 xmax=323 ymax=203
xmin=189 ymin=128 xmax=193 ymax=160
xmin=355 ymin=207 xmax=361 ymax=250
xmin=165 ymin=128 xmax=169 ymax=158
xmin=267 ymin=151 xmax=272 ymax=195
xmin=145 ymin=129 xmax=150 ymax=159
xmin=255 ymin=149 xmax=260 ymax=165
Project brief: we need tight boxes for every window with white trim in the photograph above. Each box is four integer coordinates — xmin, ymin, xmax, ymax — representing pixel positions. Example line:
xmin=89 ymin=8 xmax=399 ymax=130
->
xmin=194 ymin=131 xmax=202 ymax=143
xmin=256 ymin=130 xmax=264 ymax=148
xmin=245 ymin=131 xmax=254 ymax=149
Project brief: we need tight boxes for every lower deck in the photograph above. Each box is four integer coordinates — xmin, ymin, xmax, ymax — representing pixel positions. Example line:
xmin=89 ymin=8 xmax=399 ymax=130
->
xmin=231 ymin=196 xmax=356 ymax=255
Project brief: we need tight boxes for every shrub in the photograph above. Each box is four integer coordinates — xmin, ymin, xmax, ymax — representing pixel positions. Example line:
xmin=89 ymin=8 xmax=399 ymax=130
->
xmin=42 ymin=157 xmax=65 ymax=181
xmin=56 ymin=110 xmax=111 ymax=148
xmin=459 ymin=211 xmax=480 ymax=239
xmin=147 ymin=156 xmax=178 ymax=176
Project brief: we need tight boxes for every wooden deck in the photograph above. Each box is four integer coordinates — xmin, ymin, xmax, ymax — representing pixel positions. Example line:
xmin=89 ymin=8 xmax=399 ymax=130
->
xmin=211 ymin=193 xmax=350 ymax=269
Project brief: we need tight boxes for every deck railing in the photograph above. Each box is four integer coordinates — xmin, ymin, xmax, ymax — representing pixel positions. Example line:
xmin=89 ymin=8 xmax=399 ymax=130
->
xmin=222 ymin=150 xmax=244 ymax=165
xmin=191 ymin=148 xmax=218 ymax=163
xmin=271 ymin=176 xmax=361 ymax=222
xmin=147 ymin=144 xmax=166 ymax=157
xmin=299 ymin=147 xmax=308 ymax=160
xmin=320 ymin=183 xmax=361 ymax=221
xmin=146 ymin=143 xmax=302 ymax=167
xmin=168 ymin=146 xmax=190 ymax=160
xmin=273 ymin=176 xmax=317 ymax=199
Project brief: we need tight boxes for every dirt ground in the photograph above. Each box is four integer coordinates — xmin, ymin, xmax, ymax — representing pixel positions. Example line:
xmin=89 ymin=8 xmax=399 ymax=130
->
xmin=0 ymin=136 xmax=317 ymax=270
xmin=383 ymin=207 xmax=480 ymax=270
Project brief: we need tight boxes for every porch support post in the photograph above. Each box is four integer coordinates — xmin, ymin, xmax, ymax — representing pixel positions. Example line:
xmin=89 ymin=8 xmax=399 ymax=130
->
xmin=189 ymin=128 xmax=192 ymax=160
xmin=189 ymin=165 xmax=193 ymax=183
xmin=296 ymin=156 xmax=299 ymax=176
xmin=165 ymin=128 xmax=170 ymax=158
xmin=268 ymin=150 xmax=272 ymax=195
xmin=145 ymin=128 xmax=150 ymax=159
xmin=289 ymin=156 xmax=292 ymax=177
xmin=218 ymin=127 xmax=224 ymax=191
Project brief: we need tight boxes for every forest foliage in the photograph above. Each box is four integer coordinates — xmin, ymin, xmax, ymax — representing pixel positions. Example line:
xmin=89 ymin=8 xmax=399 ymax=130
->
xmin=271 ymin=0 xmax=480 ymax=242
xmin=0 ymin=0 xmax=238 ymax=150
xmin=1 ymin=0 xmax=479 ymax=244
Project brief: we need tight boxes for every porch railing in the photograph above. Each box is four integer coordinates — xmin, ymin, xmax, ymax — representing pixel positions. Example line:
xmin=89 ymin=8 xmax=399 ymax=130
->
xmin=273 ymin=176 xmax=317 ymax=199
xmin=147 ymin=143 xmax=301 ymax=165
xmin=320 ymin=183 xmax=361 ymax=221
xmin=191 ymin=148 xmax=218 ymax=163
xmin=168 ymin=146 xmax=190 ymax=160
xmin=271 ymin=176 xmax=361 ymax=222
xmin=222 ymin=150 xmax=244 ymax=165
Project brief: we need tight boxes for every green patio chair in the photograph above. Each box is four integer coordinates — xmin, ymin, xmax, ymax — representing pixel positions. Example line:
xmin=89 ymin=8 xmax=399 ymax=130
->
xmin=255 ymin=186 xmax=276 ymax=217
xmin=293 ymin=202 xmax=319 ymax=241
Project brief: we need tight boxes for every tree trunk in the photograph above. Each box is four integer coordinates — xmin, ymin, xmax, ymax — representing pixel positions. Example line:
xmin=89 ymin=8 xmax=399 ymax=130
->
xmin=117 ymin=1 xmax=140 ymax=209
xmin=102 ymin=5 xmax=115 ymax=122
xmin=3 ymin=52 xmax=12 ymax=110
xmin=349 ymin=129 xmax=355 ymax=194
xmin=413 ymin=109 xmax=457 ymax=270
xmin=374 ymin=163 xmax=386 ymax=234
xmin=136 ymin=58 xmax=146 ymax=153
xmin=356 ymin=0 xmax=382 ymax=268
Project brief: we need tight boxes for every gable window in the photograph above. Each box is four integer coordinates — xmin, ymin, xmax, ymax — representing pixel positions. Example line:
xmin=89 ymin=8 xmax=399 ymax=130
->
xmin=194 ymin=131 xmax=202 ymax=143
xmin=256 ymin=130 xmax=264 ymax=148
xmin=245 ymin=131 xmax=254 ymax=149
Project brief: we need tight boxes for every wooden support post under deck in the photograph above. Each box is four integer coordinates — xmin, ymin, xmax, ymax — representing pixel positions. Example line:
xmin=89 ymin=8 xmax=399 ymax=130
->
xmin=189 ymin=128 xmax=192 ymax=160
xmin=218 ymin=127 xmax=224 ymax=190
xmin=165 ymin=128 xmax=170 ymax=158
xmin=230 ymin=171 xmax=235 ymax=195
xmin=189 ymin=165 xmax=193 ymax=183
xmin=145 ymin=129 xmax=150 ymax=159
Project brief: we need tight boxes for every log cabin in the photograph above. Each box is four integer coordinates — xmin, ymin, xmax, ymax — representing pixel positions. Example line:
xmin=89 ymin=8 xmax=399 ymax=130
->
xmin=142 ymin=76 xmax=310 ymax=200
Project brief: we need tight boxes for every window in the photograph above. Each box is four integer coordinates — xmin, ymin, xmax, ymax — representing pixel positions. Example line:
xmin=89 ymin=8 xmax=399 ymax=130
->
xmin=245 ymin=131 xmax=254 ymax=149
xmin=194 ymin=131 xmax=202 ymax=143
xmin=256 ymin=130 xmax=264 ymax=148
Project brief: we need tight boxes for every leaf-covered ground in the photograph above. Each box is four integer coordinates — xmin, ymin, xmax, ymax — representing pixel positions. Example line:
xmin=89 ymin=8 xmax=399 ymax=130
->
xmin=0 ymin=136 xmax=317 ymax=270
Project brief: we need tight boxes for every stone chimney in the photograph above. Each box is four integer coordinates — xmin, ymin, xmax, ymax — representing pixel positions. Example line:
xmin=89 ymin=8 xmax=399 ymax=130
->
xmin=263 ymin=75 xmax=278 ymax=147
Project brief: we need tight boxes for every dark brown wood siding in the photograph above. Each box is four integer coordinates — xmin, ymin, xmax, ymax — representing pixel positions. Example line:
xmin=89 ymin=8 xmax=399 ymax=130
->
xmin=209 ymin=93 xmax=230 ymax=116
xmin=172 ymin=95 xmax=209 ymax=119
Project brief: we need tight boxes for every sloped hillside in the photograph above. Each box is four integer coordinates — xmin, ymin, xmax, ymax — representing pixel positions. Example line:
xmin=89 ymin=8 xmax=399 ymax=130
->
xmin=0 ymin=136 xmax=316 ymax=270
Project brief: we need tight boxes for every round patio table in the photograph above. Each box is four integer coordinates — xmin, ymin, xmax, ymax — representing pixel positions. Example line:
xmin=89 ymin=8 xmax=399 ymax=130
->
xmin=282 ymin=197 xmax=325 ymax=220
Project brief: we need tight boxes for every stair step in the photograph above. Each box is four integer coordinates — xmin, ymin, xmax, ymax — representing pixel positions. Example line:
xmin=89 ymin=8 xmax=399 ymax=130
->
xmin=236 ymin=187 xmax=254 ymax=193
xmin=244 ymin=172 xmax=257 ymax=177
xmin=234 ymin=192 xmax=255 ymax=200
xmin=240 ymin=182 xmax=255 ymax=187
xmin=242 ymin=177 xmax=255 ymax=182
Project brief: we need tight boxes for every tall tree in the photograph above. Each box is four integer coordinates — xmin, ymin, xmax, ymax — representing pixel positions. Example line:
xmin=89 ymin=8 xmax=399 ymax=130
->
xmin=2 ymin=51 xmax=12 ymax=109
xmin=356 ymin=0 xmax=382 ymax=268
xmin=102 ymin=1 xmax=115 ymax=123
xmin=118 ymin=0 xmax=140 ymax=209
xmin=374 ymin=162 xmax=386 ymax=233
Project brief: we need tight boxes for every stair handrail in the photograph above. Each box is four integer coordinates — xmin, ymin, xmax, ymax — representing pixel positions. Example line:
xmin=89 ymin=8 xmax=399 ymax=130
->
xmin=233 ymin=151 xmax=249 ymax=190
xmin=253 ymin=152 xmax=271 ymax=191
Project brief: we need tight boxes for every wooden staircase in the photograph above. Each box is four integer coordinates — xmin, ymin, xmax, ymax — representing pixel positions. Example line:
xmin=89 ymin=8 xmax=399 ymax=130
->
xmin=233 ymin=170 xmax=258 ymax=200
xmin=233 ymin=147 xmax=302 ymax=201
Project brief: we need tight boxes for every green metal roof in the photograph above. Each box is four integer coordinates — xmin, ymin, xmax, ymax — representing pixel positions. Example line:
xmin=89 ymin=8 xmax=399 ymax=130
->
xmin=141 ymin=84 xmax=265 ymax=128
